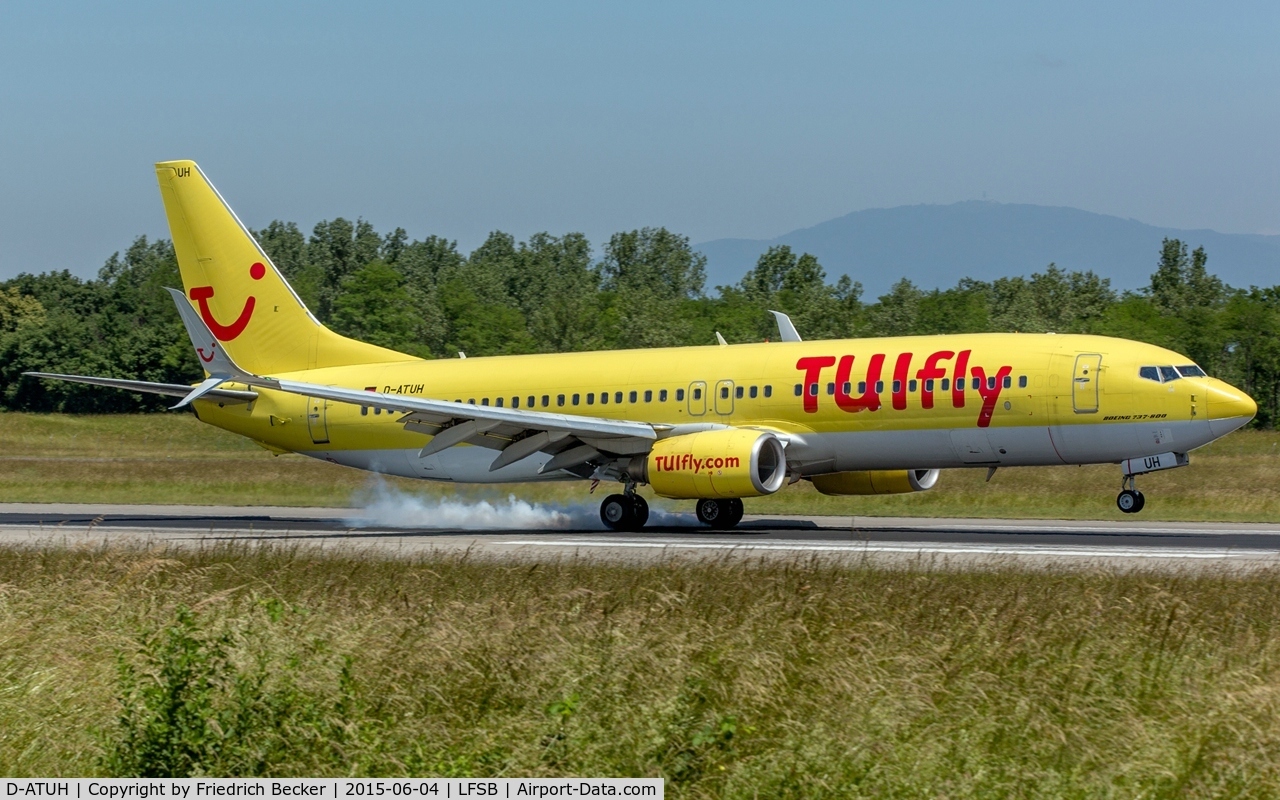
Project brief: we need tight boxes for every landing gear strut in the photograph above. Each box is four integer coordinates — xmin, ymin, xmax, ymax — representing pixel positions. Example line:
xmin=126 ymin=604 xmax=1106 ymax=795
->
xmin=1117 ymin=474 xmax=1146 ymax=514
xmin=696 ymin=498 xmax=744 ymax=530
xmin=600 ymin=490 xmax=649 ymax=531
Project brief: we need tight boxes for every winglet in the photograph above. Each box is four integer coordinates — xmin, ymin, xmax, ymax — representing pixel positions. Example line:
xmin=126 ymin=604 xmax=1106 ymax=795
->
xmin=167 ymin=287 xmax=275 ymax=407
xmin=769 ymin=310 xmax=803 ymax=342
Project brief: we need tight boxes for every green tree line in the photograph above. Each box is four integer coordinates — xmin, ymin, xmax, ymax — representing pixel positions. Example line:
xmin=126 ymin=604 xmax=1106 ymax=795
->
xmin=2 ymin=222 xmax=1278 ymax=426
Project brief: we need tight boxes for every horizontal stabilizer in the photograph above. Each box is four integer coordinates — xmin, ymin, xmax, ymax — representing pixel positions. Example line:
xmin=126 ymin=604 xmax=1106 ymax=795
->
xmin=22 ymin=372 xmax=257 ymax=403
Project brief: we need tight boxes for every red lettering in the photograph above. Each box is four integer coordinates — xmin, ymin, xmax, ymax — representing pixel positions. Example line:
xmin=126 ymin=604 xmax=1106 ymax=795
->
xmin=952 ymin=349 xmax=971 ymax=408
xmin=834 ymin=354 xmax=884 ymax=412
xmin=972 ymin=365 xmax=1013 ymax=428
xmin=916 ymin=350 xmax=953 ymax=410
xmin=891 ymin=352 xmax=913 ymax=410
xmin=796 ymin=356 xmax=836 ymax=413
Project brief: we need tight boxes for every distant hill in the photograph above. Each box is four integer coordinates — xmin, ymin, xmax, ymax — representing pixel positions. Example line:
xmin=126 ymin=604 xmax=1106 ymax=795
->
xmin=695 ymin=201 xmax=1280 ymax=298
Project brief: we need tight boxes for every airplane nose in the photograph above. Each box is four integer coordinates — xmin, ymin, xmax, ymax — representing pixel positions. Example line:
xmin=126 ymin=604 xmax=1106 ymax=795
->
xmin=1206 ymin=381 xmax=1257 ymax=437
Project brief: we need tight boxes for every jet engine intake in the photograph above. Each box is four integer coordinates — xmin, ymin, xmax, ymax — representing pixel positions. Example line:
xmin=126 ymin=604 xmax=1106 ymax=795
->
xmin=810 ymin=469 xmax=940 ymax=496
xmin=630 ymin=429 xmax=787 ymax=499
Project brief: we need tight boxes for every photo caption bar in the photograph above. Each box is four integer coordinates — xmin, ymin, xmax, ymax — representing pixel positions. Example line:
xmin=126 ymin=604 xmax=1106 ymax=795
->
xmin=2 ymin=780 xmax=662 ymax=799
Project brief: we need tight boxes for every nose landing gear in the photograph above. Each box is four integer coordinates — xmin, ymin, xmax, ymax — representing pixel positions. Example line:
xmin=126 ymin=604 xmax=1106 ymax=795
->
xmin=1117 ymin=474 xmax=1146 ymax=514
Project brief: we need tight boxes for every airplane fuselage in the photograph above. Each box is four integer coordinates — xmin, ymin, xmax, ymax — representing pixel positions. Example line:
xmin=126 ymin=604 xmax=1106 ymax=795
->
xmin=194 ymin=332 xmax=1255 ymax=484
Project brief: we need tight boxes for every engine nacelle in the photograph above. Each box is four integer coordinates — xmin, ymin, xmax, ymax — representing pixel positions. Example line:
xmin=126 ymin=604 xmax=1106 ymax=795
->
xmin=631 ymin=429 xmax=787 ymax=499
xmin=810 ymin=469 xmax=940 ymax=496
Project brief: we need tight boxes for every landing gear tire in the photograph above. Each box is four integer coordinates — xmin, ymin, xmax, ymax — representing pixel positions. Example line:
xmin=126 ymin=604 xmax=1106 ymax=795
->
xmin=696 ymin=498 xmax=744 ymax=530
xmin=600 ymin=493 xmax=648 ymax=531
xmin=1117 ymin=489 xmax=1145 ymax=514
xmin=630 ymin=495 xmax=650 ymax=528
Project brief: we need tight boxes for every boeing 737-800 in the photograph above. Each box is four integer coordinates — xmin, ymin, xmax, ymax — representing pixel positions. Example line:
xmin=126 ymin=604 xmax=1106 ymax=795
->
xmin=27 ymin=162 xmax=1258 ymax=529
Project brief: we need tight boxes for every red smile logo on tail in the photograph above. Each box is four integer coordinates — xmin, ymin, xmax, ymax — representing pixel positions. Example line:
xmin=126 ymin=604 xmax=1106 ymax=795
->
xmin=189 ymin=262 xmax=266 ymax=341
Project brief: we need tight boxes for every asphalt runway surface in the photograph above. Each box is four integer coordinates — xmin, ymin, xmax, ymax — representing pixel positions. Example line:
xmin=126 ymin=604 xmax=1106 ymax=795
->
xmin=3 ymin=503 xmax=1280 ymax=567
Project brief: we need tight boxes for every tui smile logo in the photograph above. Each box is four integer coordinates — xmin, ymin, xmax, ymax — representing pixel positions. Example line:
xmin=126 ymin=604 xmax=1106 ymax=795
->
xmin=189 ymin=262 xmax=266 ymax=341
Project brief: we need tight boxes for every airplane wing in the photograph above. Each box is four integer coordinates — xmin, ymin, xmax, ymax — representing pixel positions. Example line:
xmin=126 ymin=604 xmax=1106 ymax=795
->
xmin=273 ymin=378 xmax=662 ymax=474
xmin=22 ymin=372 xmax=258 ymax=404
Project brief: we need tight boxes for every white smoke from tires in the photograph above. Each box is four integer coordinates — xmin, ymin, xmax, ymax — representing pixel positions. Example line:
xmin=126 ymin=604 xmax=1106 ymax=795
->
xmin=346 ymin=478 xmax=690 ymax=530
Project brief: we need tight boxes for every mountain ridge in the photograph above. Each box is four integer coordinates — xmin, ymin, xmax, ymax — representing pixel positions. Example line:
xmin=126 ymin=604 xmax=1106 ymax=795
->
xmin=695 ymin=201 xmax=1280 ymax=297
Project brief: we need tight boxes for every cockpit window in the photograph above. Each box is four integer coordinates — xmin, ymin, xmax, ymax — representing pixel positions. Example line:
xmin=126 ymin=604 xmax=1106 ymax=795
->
xmin=1176 ymin=365 xmax=1206 ymax=378
xmin=1139 ymin=366 xmax=1161 ymax=382
xmin=1159 ymin=366 xmax=1181 ymax=382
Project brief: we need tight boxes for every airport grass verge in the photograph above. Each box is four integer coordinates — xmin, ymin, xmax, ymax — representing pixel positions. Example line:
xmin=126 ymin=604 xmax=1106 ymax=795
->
xmin=0 ymin=542 xmax=1279 ymax=794
xmin=2 ymin=411 xmax=1278 ymax=522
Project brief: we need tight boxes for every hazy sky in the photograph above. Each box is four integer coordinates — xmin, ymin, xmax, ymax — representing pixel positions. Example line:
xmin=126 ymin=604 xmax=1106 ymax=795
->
xmin=1 ymin=1 xmax=1277 ymax=279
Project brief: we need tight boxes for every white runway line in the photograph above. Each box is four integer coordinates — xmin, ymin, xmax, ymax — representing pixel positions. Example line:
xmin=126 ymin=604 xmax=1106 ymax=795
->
xmin=504 ymin=538 xmax=1280 ymax=560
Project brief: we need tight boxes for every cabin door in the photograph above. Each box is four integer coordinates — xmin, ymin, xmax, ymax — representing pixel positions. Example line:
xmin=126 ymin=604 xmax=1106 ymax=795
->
xmin=307 ymin=397 xmax=331 ymax=444
xmin=1072 ymin=354 xmax=1101 ymax=414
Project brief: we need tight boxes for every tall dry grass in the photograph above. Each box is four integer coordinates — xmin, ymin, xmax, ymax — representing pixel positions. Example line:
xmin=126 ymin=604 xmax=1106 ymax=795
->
xmin=0 ymin=543 xmax=1279 ymax=795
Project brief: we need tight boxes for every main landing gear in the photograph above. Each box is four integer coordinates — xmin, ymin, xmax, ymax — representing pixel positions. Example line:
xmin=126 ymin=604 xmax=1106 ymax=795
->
xmin=696 ymin=498 xmax=744 ymax=530
xmin=600 ymin=491 xmax=649 ymax=531
xmin=1117 ymin=474 xmax=1146 ymax=514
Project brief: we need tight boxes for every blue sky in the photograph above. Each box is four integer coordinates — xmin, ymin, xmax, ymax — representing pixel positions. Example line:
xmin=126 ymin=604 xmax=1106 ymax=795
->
xmin=1 ymin=1 xmax=1277 ymax=279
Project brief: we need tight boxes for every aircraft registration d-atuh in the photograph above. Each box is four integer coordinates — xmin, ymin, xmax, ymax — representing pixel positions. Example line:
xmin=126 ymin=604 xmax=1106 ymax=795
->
xmin=28 ymin=161 xmax=1258 ymax=529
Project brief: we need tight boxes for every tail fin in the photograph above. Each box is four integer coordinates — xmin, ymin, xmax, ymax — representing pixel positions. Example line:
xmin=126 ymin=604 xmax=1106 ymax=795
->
xmin=155 ymin=160 xmax=412 ymax=375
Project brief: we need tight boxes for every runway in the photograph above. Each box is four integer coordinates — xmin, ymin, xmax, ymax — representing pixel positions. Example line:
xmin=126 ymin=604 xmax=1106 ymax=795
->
xmin=2 ymin=503 xmax=1279 ymax=567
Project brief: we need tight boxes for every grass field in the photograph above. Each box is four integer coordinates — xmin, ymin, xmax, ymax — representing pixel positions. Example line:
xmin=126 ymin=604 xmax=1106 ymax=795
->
xmin=0 ymin=543 xmax=1278 ymax=794
xmin=1 ymin=412 xmax=1277 ymax=521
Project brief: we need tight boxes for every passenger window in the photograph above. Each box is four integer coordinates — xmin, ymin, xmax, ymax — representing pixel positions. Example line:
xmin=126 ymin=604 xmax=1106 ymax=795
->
xmin=749 ymin=386 xmax=758 ymax=398
xmin=941 ymin=378 xmax=950 ymax=391
xmin=925 ymin=379 xmax=934 ymax=392
xmin=615 ymin=392 xmax=623 ymax=403
xmin=693 ymin=388 xmax=702 ymax=400
xmin=495 ymin=397 xmax=503 ymax=407
xmin=987 ymin=377 xmax=996 ymax=389
xmin=586 ymin=393 xmax=594 ymax=405
xmin=361 ymin=406 xmax=368 ymax=416
xmin=875 ymin=381 xmax=884 ymax=393
xmin=842 ymin=382 xmax=852 ymax=394
xmin=660 ymin=389 xmax=669 ymax=402
xmin=763 ymin=385 xmax=772 ymax=397
xmin=630 ymin=391 xmax=638 ymax=402
xmin=808 ymin=384 xmax=818 ymax=397
xmin=721 ymin=386 xmax=729 ymax=399
xmin=1177 ymin=365 xmax=1207 ymax=378
xmin=572 ymin=393 xmax=580 ymax=405
xmin=1002 ymin=376 xmax=1011 ymax=389
xmin=909 ymin=379 xmax=918 ymax=392
xmin=794 ymin=384 xmax=803 ymax=396
xmin=1160 ymin=366 xmax=1180 ymax=382
xmin=542 ymin=395 xmax=550 ymax=407
xmin=1018 ymin=376 xmax=1028 ymax=389
xmin=892 ymin=380 xmax=901 ymax=393
xmin=676 ymin=389 xmax=685 ymax=401
xmin=735 ymin=386 xmax=743 ymax=399
xmin=528 ymin=396 xmax=535 ymax=407
xmin=645 ymin=390 xmax=653 ymax=402
xmin=512 ymin=396 xmax=519 ymax=408
xmin=858 ymin=381 xmax=866 ymax=393
xmin=468 ymin=398 xmax=475 ymax=405
xmin=827 ymin=382 xmax=835 ymax=395
xmin=601 ymin=391 xmax=609 ymax=404
xmin=374 ymin=407 xmax=381 ymax=415
xmin=481 ymin=398 xmax=489 ymax=406
xmin=556 ymin=394 xmax=565 ymax=407
xmin=1139 ymin=366 xmax=1160 ymax=382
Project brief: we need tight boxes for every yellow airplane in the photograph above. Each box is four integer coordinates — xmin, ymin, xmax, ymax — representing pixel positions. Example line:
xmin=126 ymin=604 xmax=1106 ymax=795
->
xmin=27 ymin=161 xmax=1259 ymax=529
